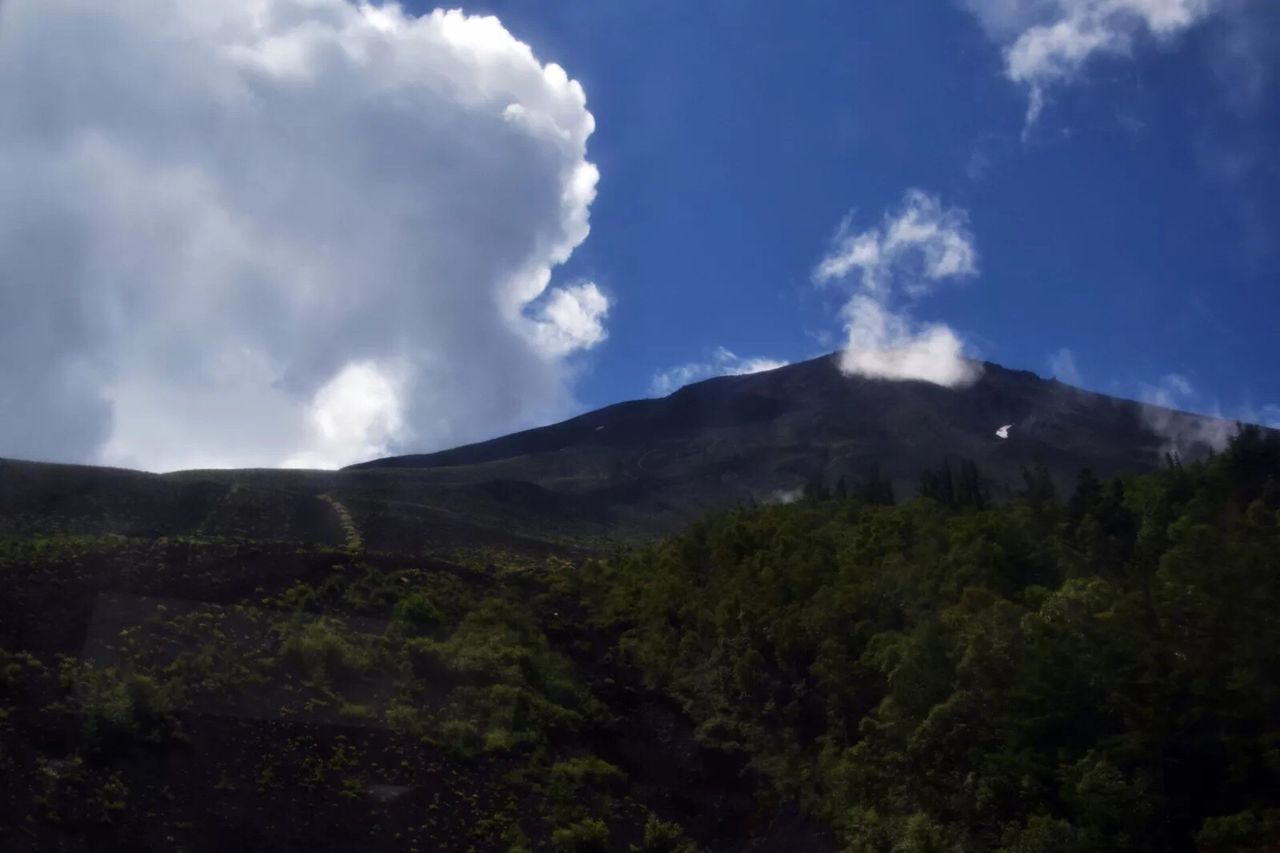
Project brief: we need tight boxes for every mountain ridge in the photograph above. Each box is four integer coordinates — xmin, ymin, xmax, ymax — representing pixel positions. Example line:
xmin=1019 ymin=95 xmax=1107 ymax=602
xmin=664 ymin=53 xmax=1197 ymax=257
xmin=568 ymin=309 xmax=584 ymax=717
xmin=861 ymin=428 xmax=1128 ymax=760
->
xmin=344 ymin=352 xmax=1243 ymax=531
xmin=0 ymin=354 xmax=1254 ymax=541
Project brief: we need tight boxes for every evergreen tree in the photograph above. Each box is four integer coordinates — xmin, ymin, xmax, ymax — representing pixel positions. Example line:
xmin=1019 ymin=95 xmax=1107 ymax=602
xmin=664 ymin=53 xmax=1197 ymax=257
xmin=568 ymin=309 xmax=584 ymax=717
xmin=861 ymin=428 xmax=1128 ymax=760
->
xmin=582 ymin=431 xmax=1280 ymax=850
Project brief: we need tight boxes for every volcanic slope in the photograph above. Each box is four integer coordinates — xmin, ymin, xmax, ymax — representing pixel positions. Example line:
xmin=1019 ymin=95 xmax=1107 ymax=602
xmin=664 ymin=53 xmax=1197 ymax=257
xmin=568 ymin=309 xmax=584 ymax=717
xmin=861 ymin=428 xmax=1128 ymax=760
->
xmin=351 ymin=353 xmax=1237 ymax=531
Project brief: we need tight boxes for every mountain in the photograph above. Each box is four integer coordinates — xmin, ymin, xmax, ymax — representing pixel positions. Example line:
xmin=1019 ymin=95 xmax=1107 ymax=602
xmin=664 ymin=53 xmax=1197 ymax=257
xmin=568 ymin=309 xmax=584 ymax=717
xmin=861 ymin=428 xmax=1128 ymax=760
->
xmin=1 ymin=355 xmax=1239 ymax=550
xmin=348 ymin=353 xmax=1237 ymax=532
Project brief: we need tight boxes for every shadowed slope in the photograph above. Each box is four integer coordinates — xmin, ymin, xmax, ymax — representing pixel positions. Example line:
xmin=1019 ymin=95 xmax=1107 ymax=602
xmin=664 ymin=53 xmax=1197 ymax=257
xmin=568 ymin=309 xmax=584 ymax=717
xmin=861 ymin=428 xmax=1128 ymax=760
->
xmin=348 ymin=353 xmax=1239 ymax=531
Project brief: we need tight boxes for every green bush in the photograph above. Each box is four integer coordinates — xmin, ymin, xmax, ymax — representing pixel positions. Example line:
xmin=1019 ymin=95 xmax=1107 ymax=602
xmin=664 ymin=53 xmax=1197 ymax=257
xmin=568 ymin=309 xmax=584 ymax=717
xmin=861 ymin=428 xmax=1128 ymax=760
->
xmin=338 ymin=702 xmax=374 ymax=721
xmin=438 ymin=717 xmax=482 ymax=754
xmin=404 ymin=637 xmax=457 ymax=684
xmin=59 ymin=660 xmax=177 ymax=738
xmin=393 ymin=591 xmax=447 ymax=631
xmin=550 ymin=817 xmax=609 ymax=852
xmin=280 ymin=619 xmax=374 ymax=685
xmin=548 ymin=756 xmax=623 ymax=788
xmin=1197 ymin=810 xmax=1280 ymax=853
xmin=385 ymin=702 xmax=427 ymax=736
xmin=541 ymin=756 xmax=623 ymax=830
xmin=580 ymin=428 xmax=1280 ymax=850
xmin=642 ymin=815 xmax=694 ymax=852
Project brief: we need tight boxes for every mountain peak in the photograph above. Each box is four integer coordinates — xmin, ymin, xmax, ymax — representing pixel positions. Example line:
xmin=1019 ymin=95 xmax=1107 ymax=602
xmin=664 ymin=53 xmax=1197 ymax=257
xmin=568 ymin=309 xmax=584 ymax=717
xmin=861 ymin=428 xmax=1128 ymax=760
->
xmin=348 ymin=355 xmax=1239 ymax=532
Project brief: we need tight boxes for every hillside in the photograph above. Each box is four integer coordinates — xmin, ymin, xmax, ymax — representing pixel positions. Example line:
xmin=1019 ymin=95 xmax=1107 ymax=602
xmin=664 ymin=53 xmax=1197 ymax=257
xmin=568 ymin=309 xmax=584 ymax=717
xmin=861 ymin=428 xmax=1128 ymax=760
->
xmin=0 ymin=456 xmax=767 ymax=852
xmin=0 ymin=361 xmax=1275 ymax=851
xmin=351 ymin=354 xmax=1236 ymax=532
xmin=575 ymin=425 xmax=1280 ymax=851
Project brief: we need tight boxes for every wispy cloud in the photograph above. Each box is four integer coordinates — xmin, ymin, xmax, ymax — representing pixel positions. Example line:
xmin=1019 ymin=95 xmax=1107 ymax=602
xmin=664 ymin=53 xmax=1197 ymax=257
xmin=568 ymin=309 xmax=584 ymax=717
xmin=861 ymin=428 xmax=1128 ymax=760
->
xmin=1048 ymin=347 xmax=1084 ymax=386
xmin=1135 ymin=373 xmax=1280 ymax=432
xmin=814 ymin=190 xmax=981 ymax=388
xmin=1141 ymin=373 xmax=1196 ymax=409
xmin=650 ymin=348 xmax=788 ymax=396
xmin=815 ymin=191 xmax=977 ymax=296
xmin=767 ymin=487 xmax=804 ymax=505
xmin=1138 ymin=372 xmax=1237 ymax=455
xmin=1137 ymin=372 xmax=1280 ymax=455
xmin=959 ymin=0 xmax=1221 ymax=130
xmin=1205 ymin=0 xmax=1280 ymax=115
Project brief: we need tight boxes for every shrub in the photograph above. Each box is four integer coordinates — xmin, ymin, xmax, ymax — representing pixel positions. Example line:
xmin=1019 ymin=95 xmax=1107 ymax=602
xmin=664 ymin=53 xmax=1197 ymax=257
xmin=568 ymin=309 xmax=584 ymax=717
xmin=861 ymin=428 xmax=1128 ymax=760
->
xmin=280 ymin=619 xmax=373 ymax=685
xmin=60 ymin=660 xmax=176 ymax=738
xmin=550 ymin=817 xmax=609 ymax=852
xmin=1197 ymin=810 xmax=1280 ymax=853
xmin=338 ymin=702 xmax=374 ymax=721
xmin=404 ymin=637 xmax=457 ymax=685
xmin=393 ymin=591 xmax=447 ymax=631
xmin=548 ymin=756 xmax=623 ymax=788
xmin=385 ymin=703 xmax=426 ymax=736
xmin=438 ymin=717 xmax=482 ymax=754
xmin=642 ymin=815 xmax=693 ymax=852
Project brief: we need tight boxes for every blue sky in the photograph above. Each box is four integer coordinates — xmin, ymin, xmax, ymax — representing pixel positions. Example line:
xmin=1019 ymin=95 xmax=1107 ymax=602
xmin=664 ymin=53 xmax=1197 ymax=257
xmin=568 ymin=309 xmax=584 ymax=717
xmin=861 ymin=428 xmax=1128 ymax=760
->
xmin=448 ymin=0 xmax=1280 ymax=419
xmin=1 ymin=0 xmax=1277 ymax=470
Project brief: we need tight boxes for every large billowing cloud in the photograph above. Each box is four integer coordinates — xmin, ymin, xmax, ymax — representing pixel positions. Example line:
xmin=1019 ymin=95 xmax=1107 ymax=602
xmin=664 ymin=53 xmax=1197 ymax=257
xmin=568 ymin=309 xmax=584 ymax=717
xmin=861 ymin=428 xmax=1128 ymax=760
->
xmin=0 ymin=0 xmax=607 ymax=471
xmin=814 ymin=191 xmax=981 ymax=388
xmin=959 ymin=0 xmax=1220 ymax=127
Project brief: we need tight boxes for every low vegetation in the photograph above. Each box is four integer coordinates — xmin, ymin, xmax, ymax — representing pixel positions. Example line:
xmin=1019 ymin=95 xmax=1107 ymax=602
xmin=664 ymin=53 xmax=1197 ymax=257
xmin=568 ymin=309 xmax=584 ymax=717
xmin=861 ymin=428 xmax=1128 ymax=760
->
xmin=577 ymin=426 xmax=1280 ymax=851
xmin=2 ymin=428 xmax=1278 ymax=850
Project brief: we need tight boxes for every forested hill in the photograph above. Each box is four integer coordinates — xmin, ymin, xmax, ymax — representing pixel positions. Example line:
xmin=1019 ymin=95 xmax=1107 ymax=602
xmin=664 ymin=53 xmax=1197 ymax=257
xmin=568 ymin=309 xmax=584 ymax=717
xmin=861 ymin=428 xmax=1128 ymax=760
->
xmin=2 ymin=425 xmax=1278 ymax=849
xmin=569 ymin=425 xmax=1280 ymax=851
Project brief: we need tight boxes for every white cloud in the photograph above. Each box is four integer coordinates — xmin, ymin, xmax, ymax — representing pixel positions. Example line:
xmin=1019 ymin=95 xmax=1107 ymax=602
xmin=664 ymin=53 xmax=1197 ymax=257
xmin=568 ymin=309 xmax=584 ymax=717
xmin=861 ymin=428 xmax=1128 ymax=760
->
xmin=814 ymin=190 xmax=981 ymax=388
xmin=838 ymin=297 xmax=978 ymax=386
xmin=284 ymin=361 xmax=407 ymax=470
xmin=1136 ymin=373 xmax=1280 ymax=455
xmin=530 ymin=282 xmax=610 ymax=357
xmin=815 ymin=191 xmax=977 ymax=296
xmin=1048 ymin=346 xmax=1084 ymax=385
xmin=767 ymin=487 xmax=804 ymax=505
xmin=1141 ymin=372 xmax=1196 ymax=408
xmin=0 ymin=0 xmax=607 ymax=471
xmin=960 ymin=0 xmax=1221 ymax=128
xmin=650 ymin=347 xmax=788 ymax=397
xmin=1139 ymin=372 xmax=1236 ymax=454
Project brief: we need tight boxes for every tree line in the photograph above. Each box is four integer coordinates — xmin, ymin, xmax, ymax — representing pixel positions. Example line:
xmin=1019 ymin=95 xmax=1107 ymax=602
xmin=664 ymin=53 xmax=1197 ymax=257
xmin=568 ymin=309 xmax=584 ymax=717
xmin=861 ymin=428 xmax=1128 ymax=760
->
xmin=577 ymin=427 xmax=1280 ymax=851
